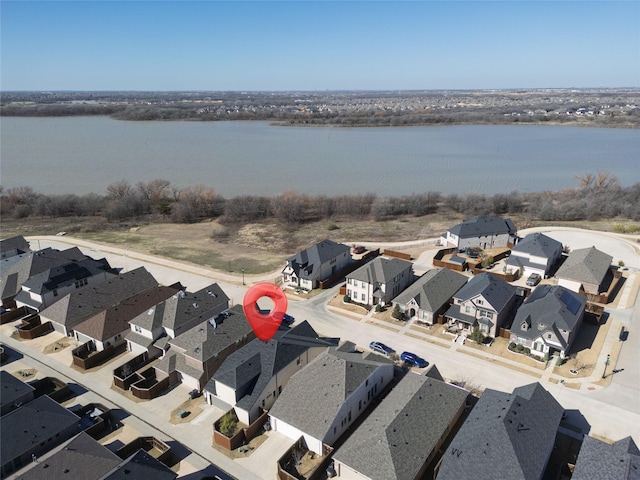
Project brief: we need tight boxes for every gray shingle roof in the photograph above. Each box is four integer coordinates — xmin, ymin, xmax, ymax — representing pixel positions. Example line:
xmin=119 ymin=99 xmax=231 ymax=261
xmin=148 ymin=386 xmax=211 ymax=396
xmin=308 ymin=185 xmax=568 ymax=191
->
xmin=572 ymin=435 xmax=640 ymax=480
xmin=39 ymin=267 xmax=158 ymax=330
xmin=334 ymin=374 xmax=469 ymax=480
xmin=348 ymin=257 xmax=413 ymax=285
xmin=74 ymin=283 xmax=183 ymax=341
xmin=393 ymin=268 xmax=468 ymax=313
xmin=0 ymin=235 xmax=31 ymax=256
xmin=1 ymin=395 xmax=81 ymax=468
xmin=1 ymin=247 xmax=87 ymax=301
xmin=555 ymin=246 xmax=613 ymax=286
xmin=1 ymin=371 xmax=35 ymax=413
xmin=448 ymin=216 xmax=517 ymax=238
xmin=510 ymin=233 xmax=562 ymax=259
xmin=513 ymin=285 xmax=586 ymax=346
xmin=129 ymin=283 xmax=229 ymax=335
xmin=453 ymin=272 xmax=516 ymax=313
xmin=166 ymin=304 xmax=254 ymax=363
xmin=207 ymin=320 xmax=325 ymax=413
xmin=285 ymin=239 xmax=350 ymax=281
xmin=438 ymin=382 xmax=564 ymax=480
xmin=17 ymin=432 xmax=122 ymax=480
xmin=268 ymin=347 xmax=393 ymax=442
xmin=99 ymin=449 xmax=178 ymax=480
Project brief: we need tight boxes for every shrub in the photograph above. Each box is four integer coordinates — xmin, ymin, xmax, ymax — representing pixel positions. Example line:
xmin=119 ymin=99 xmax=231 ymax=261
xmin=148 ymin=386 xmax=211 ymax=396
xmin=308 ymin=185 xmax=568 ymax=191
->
xmin=515 ymin=344 xmax=524 ymax=353
xmin=508 ymin=342 xmax=516 ymax=351
xmin=343 ymin=295 xmax=351 ymax=303
xmin=543 ymin=352 xmax=550 ymax=362
xmin=619 ymin=260 xmax=625 ymax=267
xmin=556 ymin=357 xmax=565 ymax=367
xmin=391 ymin=304 xmax=403 ymax=320
xmin=327 ymin=223 xmax=339 ymax=231
xmin=375 ymin=304 xmax=383 ymax=313
xmin=219 ymin=411 xmax=238 ymax=438
xmin=523 ymin=347 xmax=531 ymax=355
xmin=470 ymin=327 xmax=485 ymax=344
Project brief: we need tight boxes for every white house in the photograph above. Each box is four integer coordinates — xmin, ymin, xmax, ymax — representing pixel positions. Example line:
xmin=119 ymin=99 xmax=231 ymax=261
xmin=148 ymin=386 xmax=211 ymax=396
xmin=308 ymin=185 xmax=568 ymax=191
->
xmin=268 ymin=343 xmax=394 ymax=455
xmin=281 ymin=239 xmax=351 ymax=290
xmin=505 ymin=232 xmax=562 ymax=278
xmin=346 ymin=257 xmax=413 ymax=306
xmin=441 ymin=216 xmax=517 ymax=250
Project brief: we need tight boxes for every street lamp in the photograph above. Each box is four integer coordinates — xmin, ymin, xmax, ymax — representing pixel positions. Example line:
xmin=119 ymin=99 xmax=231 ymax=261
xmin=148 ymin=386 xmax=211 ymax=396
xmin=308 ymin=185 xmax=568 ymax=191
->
xmin=242 ymin=268 xmax=245 ymax=286
xmin=602 ymin=354 xmax=611 ymax=379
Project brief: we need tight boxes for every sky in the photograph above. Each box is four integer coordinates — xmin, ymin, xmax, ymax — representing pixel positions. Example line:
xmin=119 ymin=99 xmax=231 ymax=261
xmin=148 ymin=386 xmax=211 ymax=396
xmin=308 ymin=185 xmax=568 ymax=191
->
xmin=1 ymin=1 xmax=639 ymax=91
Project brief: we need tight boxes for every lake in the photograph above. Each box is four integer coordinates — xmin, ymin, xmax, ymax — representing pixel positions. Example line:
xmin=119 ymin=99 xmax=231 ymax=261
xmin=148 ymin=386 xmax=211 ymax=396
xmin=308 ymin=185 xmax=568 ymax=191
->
xmin=1 ymin=116 xmax=638 ymax=196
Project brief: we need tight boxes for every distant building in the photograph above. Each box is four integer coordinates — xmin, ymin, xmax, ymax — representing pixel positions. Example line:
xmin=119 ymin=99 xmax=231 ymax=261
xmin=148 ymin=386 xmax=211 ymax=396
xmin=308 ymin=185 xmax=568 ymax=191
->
xmin=0 ymin=235 xmax=31 ymax=259
xmin=441 ymin=216 xmax=517 ymax=250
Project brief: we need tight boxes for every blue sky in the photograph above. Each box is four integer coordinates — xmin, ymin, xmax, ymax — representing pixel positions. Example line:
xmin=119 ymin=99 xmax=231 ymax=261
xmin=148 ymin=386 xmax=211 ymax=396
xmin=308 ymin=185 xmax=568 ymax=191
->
xmin=1 ymin=1 xmax=639 ymax=91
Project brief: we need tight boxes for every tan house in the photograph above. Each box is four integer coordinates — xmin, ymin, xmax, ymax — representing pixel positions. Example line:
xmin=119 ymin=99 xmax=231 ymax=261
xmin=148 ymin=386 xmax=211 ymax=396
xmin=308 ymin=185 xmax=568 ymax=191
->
xmin=555 ymin=246 xmax=612 ymax=296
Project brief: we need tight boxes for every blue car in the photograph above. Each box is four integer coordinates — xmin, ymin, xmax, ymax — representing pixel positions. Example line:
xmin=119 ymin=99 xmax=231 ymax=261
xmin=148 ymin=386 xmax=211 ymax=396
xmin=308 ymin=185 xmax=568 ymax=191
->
xmin=369 ymin=341 xmax=395 ymax=356
xmin=400 ymin=351 xmax=428 ymax=368
xmin=282 ymin=313 xmax=295 ymax=324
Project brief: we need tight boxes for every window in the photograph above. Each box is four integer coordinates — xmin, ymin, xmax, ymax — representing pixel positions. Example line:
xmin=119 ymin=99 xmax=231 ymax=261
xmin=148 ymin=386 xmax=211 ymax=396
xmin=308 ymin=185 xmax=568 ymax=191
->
xmin=53 ymin=289 xmax=58 ymax=297
xmin=347 ymin=289 xmax=352 ymax=297
xmin=361 ymin=293 xmax=366 ymax=301
xmin=465 ymin=306 xmax=471 ymax=313
xmin=477 ymin=299 xmax=483 ymax=305
xmin=134 ymin=325 xmax=142 ymax=333
xmin=347 ymin=278 xmax=352 ymax=285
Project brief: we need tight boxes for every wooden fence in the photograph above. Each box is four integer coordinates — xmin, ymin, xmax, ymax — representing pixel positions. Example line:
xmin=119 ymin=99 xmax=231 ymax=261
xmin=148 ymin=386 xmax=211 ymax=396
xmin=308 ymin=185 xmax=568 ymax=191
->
xmin=383 ymin=249 xmax=411 ymax=260
xmin=213 ymin=409 xmax=269 ymax=451
xmin=72 ymin=342 xmax=116 ymax=370
xmin=113 ymin=352 xmax=150 ymax=390
xmin=276 ymin=437 xmax=334 ymax=480
xmin=116 ymin=436 xmax=172 ymax=465
xmin=17 ymin=315 xmax=53 ymax=339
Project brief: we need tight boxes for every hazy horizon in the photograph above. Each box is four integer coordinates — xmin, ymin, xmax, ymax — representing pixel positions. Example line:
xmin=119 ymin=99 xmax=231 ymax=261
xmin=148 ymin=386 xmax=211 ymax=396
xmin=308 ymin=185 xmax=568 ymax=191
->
xmin=2 ymin=1 xmax=638 ymax=91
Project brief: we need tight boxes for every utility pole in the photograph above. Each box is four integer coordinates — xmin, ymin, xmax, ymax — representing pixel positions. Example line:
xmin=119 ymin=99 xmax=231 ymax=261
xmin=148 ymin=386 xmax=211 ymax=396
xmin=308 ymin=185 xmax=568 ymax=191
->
xmin=602 ymin=354 xmax=611 ymax=379
xmin=242 ymin=268 xmax=245 ymax=286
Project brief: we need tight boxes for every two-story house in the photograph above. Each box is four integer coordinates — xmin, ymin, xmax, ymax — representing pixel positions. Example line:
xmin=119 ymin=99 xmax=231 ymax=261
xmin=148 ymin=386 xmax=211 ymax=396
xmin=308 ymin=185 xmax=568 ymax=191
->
xmin=510 ymin=285 xmax=586 ymax=360
xmin=281 ymin=239 xmax=351 ymax=290
xmin=0 ymin=235 xmax=31 ymax=260
xmin=444 ymin=272 xmax=516 ymax=337
xmin=73 ymin=282 xmax=183 ymax=352
xmin=505 ymin=232 xmax=563 ymax=278
xmin=392 ymin=268 xmax=468 ymax=325
xmin=441 ymin=216 xmax=517 ymax=250
xmin=204 ymin=321 xmax=332 ymax=425
xmin=268 ymin=342 xmax=395 ymax=455
xmin=346 ymin=257 xmax=413 ymax=306
xmin=125 ymin=283 xmax=230 ymax=357
xmin=14 ymin=257 xmax=118 ymax=312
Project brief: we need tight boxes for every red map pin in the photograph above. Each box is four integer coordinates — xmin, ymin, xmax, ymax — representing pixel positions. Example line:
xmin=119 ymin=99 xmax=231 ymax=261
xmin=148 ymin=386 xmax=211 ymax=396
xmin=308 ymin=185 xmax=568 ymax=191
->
xmin=242 ymin=282 xmax=288 ymax=341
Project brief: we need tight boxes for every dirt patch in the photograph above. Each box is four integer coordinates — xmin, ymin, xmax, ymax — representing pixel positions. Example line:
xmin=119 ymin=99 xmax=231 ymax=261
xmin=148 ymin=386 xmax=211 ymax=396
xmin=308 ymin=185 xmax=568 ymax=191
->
xmin=13 ymin=368 xmax=37 ymax=379
xmin=43 ymin=338 xmax=72 ymax=354
xmin=169 ymin=397 xmax=205 ymax=424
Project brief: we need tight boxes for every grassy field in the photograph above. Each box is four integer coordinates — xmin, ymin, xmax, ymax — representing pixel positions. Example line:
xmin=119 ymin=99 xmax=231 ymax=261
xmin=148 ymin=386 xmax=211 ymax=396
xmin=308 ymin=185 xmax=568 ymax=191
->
xmin=3 ymin=214 xmax=639 ymax=275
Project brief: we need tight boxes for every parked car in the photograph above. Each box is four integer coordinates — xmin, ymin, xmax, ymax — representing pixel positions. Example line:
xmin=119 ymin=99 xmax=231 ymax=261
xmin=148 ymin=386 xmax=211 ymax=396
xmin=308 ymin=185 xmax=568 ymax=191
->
xmin=353 ymin=246 xmax=366 ymax=254
xmin=282 ymin=313 xmax=295 ymax=324
xmin=526 ymin=273 xmax=542 ymax=286
xmin=369 ymin=341 xmax=394 ymax=356
xmin=400 ymin=351 xmax=429 ymax=368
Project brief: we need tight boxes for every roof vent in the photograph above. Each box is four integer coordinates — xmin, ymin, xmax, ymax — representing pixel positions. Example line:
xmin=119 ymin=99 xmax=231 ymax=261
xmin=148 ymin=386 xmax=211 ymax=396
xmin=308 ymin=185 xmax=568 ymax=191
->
xmin=193 ymin=303 xmax=199 ymax=308
xmin=179 ymin=290 xmax=186 ymax=298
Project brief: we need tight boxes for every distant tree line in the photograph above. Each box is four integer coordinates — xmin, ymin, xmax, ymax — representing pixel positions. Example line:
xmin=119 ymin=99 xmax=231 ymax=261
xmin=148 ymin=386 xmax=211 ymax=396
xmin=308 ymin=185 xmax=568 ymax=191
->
xmin=2 ymin=172 xmax=638 ymax=230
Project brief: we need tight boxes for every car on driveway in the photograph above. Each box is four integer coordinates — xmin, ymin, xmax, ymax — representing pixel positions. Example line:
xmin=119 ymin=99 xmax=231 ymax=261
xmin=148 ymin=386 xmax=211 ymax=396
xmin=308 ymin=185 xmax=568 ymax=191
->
xmin=400 ymin=351 xmax=428 ymax=368
xmin=526 ymin=273 xmax=542 ymax=287
xmin=369 ymin=341 xmax=394 ymax=356
xmin=353 ymin=246 xmax=366 ymax=254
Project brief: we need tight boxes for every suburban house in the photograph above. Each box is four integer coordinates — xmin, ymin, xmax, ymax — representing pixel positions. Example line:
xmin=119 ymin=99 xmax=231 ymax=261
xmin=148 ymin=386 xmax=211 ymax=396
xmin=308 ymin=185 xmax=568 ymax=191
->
xmin=572 ymin=435 xmax=640 ymax=480
xmin=204 ymin=320 xmax=332 ymax=425
xmin=126 ymin=283 xmax=230 ymax=357
xmin=39 ymin=267 xmax=158 ymax=337
xmin=332 ymin=373 xmax=469 ymax=480
xmin=1 ymin=370 xmax=35 ymax=416
xmin=1 ymin=395 xmax=81 ymax=477
xmin=504 ymin=232 xmax=563 ymax=278
xmin=281 ymin=239 xmax=351 ymax=290
xmin=555 ymin=246 xmax=613 ymax=296
xmin=510 ymin=285 xmax=586 ymax=360
xmin=346 ymin=257 xmax=413 ymax=306
xmin=1 ymin=247 xmax=87 ymax=306
xmin=73 ymin=283 xmax=183 ymax=352
xmin=14 ymin=257 xmax=118 ymax=312
xmin=440 ymin=216 xmax=517 ymax=250
xmin=268 ymin=343 xmax=395 ymax=455
xmin=437 ymin=383 xmax=565 ymax=480
xmin=393 ymin=268 xmax=468 ymax=325
xmin=0 ymin=235 xmax=31 ymax=259
xmin=444 ymin=272 xmax=516 ymax=337
xmin=16 ymin=431 xmax=178 ymax=480
xmin=154 ymin=304 xmax=255 ymax=391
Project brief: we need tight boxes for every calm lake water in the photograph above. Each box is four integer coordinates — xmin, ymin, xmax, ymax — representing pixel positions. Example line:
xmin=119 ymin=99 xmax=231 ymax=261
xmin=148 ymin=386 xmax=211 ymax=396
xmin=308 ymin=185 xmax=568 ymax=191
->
xmin=1 ymin=116 xmax=638 ymax=196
